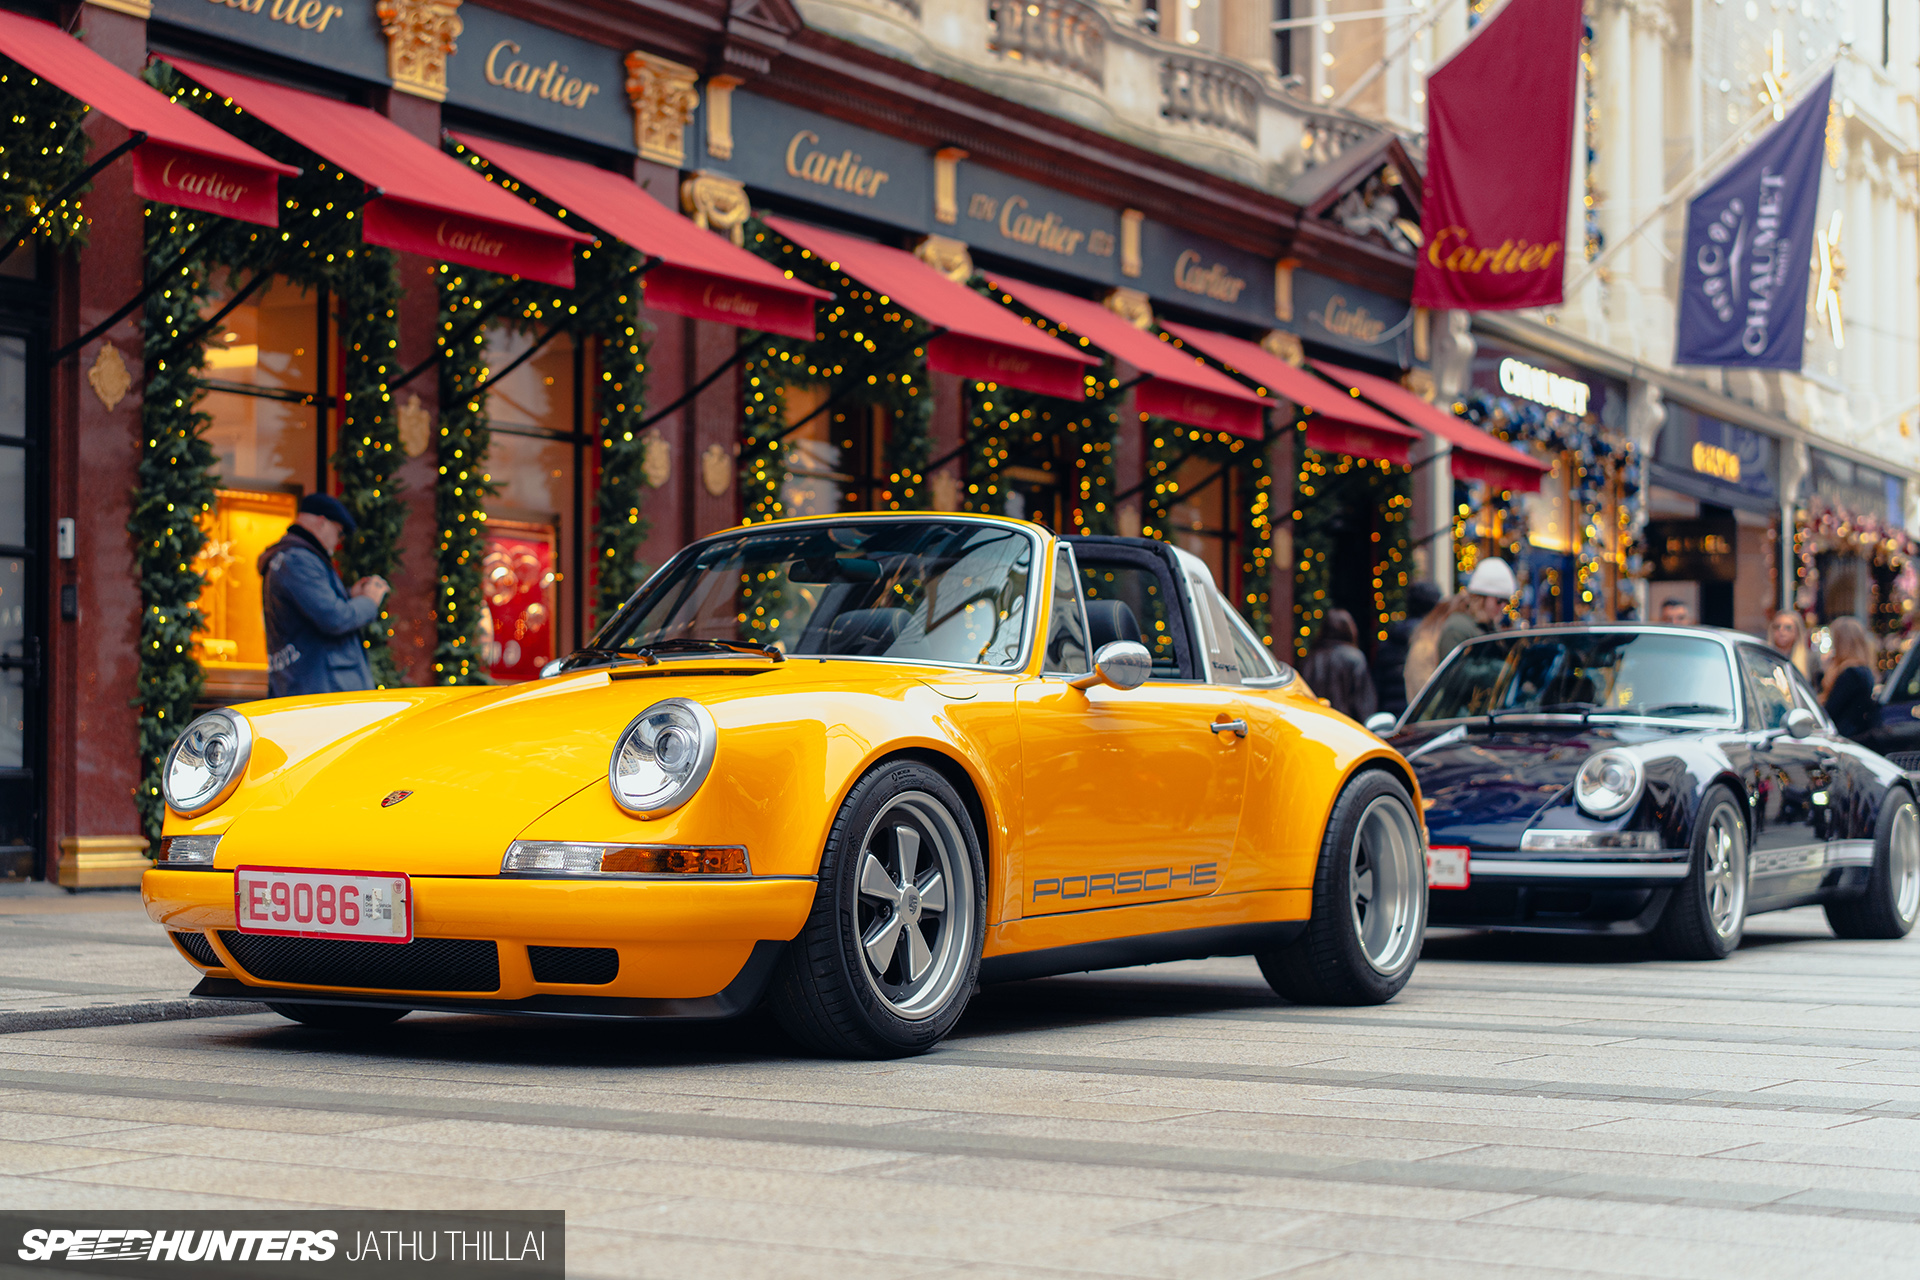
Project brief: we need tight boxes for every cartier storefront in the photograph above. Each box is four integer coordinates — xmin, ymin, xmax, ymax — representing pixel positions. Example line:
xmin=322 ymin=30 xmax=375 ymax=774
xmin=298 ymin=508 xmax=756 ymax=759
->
xmin=4 ymin=0 xmax=1425 ymax=884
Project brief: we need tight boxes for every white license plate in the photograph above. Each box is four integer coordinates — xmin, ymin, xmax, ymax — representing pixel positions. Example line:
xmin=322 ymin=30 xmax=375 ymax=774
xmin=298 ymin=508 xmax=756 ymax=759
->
xmin=1427 ymin=845 xmax=1470 ymax=890
xmin=234 ymin=866 xmax=413 ymax=943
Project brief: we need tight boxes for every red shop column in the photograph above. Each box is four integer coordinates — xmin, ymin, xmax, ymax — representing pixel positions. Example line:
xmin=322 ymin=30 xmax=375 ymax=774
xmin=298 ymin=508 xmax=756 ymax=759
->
xmin=45 ymin=1 xmax=151 ymax=887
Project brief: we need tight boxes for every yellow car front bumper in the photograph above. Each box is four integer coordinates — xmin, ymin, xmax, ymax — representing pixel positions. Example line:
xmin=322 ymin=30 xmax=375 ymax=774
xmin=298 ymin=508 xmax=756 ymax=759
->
xmin=143 ymin=869 xmax=818 ymax=1017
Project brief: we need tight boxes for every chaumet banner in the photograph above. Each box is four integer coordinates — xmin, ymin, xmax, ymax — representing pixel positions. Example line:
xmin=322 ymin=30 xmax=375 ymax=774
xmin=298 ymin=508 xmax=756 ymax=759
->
xmin=1412 ymin=0 xmax=1585 ymax=312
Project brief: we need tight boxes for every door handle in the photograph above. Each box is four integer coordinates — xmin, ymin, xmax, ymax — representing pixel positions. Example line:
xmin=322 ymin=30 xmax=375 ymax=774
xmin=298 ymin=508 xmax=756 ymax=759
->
xmin=1210 ymin=718 xmax=1248 ymax=738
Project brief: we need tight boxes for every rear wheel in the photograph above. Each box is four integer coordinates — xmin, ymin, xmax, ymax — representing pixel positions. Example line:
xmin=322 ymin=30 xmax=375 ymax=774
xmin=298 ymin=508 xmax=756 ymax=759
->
xmin=1258 ymin=770 xmax=1426 ymax=1005
xmin=264 ymin=1002 xmax=409 ymax=1029
xmin=1654 ymin=786 xmax=1748 ymax=960
xmin=769 ymin=761 xmax=985 ymax=1058
xmin=1825 ymin=789 xmax=1920 ymax=939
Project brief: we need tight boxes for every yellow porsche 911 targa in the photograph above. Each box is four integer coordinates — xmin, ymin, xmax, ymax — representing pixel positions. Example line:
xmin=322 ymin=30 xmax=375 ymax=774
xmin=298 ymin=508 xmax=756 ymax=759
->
xmin=146 ymin=514 xmax=1430 ymax=1058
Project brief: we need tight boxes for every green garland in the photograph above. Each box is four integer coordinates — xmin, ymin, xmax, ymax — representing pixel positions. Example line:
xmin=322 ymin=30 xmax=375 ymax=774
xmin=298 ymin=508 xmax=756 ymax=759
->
xmin=959 ymin=378 xmax=1117 ymax=533
xmin=1292 ymin=440 xmax=1410 ymax=658
xmin=129 ymin=69 xmax=407 ymax=835
xmin=1141 ymin=419 xmax=1278 ymax=642
xmin=0 ymin=62 xmax=91 ymax=255
xmin=435 ymin=142 xmax=653 ymax=678
xmin=738 ymin=219 xmax=933 ymax=528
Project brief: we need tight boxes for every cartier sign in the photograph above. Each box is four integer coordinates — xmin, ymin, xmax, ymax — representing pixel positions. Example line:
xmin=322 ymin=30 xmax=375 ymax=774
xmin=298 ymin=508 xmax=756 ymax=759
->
xmin=1287 ymin=269 xmax=1412 ymax=363
xmin=1172 ymin=251 xmax=1247 ymax=303
xmin=484 ymin=41 xmax=602 ymax=110
xmin=785 ymin=132 xmax=891 ymax=199
xmin=956 ymin=166 xmax=1116 ymax=276
xmin=150 ymin=0 xmax=390 ymax=83
xmin=444 ymin=7 xmax=632 ymax=152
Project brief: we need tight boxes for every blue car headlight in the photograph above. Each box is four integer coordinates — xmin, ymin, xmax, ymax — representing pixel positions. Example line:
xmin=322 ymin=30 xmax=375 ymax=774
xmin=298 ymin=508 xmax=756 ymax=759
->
xmin=1574 ymin=749 xmax=1644 ymax=819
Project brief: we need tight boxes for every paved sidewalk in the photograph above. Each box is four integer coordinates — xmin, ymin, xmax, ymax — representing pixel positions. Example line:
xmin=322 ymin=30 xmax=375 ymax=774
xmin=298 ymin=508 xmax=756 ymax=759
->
xmin=0 ymin=883 xmax=262 ymax=1033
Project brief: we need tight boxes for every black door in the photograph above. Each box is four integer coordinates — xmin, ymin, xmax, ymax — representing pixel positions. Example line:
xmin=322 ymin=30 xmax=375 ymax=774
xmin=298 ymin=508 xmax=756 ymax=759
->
xmin=0 ymin=318 xmax=43 ymax=881
xmin=1737 ymin=645 xmax=1833 ymax=904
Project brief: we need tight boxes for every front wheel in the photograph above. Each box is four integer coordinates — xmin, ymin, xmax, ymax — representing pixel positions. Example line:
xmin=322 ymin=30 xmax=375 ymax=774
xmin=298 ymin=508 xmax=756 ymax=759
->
xmin=768 ymin=761 xmax=986 ymax=1058
xmin=1654 ymin=785 xmax=1748 ymax=960
xmin=1825 ymin=789 xmax=1920 ymax=940
xmin=1258 ymin=769 xmax=1427 ymax=1005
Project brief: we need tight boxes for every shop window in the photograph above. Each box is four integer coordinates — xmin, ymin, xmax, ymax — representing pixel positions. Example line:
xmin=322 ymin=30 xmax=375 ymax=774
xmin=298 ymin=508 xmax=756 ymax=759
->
xmin=192 ymin=275 xmax=334 ymax=699
xmin=481 ymin=325 xmax=581 ymax=681
xmin=1165 ymin=456 xmax=1235 ymax=595
xmin=779 ymin=391 xmax=899 ymax=516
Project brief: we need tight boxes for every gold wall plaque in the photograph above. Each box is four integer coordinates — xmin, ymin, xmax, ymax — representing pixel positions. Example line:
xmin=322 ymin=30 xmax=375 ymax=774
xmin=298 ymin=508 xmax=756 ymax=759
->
xmin=1260 ymin=331 xmax=1305 ymax=368
xmin=378 ymin=0 xmax=463 ymax=102
xmin=626 ymin=51 xmax=700 ymax=167
xmin=1120 ymin=208 xmax=1143 ymax=279
xmin=704 ymin=75 xmax=742 ymax=160
xmin=701 ymin=442 xmax=734 ymax=497
xmin=1412 ymin=307 xmax=1430 ymax=363
xmin=681 ymin=172 xmax=750 ymax=246
xmin=87 ymin=341 xmax=132 ymax=411
xmin=397 ymin=392 xmax=432 ymax=457
xmin=1103 ymin=287 xmax=1152 ymax=330
xmin=641 ymin=431 xmax=671 ymax=488
xmin=1400 ymin=368 xmax=1437 ymax=403
xmin=914 ymin=234 xmax=974 ymax=283
xmin=934 ymin=147 xmax=967 ymax=225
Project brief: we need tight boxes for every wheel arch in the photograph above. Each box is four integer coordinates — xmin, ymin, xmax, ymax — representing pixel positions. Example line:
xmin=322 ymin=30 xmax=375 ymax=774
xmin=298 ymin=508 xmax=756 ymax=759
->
xmin=848 ymin=746 xmax=996 ymax=888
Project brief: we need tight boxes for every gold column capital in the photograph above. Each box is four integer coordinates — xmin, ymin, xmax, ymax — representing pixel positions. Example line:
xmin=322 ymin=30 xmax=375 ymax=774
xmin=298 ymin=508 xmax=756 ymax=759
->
xmin=1120 ymin=208 xmax=1143 ymax=279
xmin=377 ymin=0 xmax=463 ymax=102
xmin=1260 ymin=330 xmax=1305 ymax=367
xmin=627 ymin=51 xmax=701 ymax=168
xmin=1104 ymin=287 xmax=1152 ymax=330
xmin=934 ymin=148 xmax=968 ymax=226
xmin=681 ymin=171 xmax=751 ymax=245
xmin=914 ymin=234 xmax=974 ymax=282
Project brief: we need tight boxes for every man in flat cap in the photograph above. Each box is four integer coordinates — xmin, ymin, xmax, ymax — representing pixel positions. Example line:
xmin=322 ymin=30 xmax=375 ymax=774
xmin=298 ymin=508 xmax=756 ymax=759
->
xmin=258 ymin=493 xmax=390 ymax=698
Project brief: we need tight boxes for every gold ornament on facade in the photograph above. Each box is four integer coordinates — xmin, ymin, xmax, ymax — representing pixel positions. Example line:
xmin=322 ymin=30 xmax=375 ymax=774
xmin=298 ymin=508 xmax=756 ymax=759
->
xmin=640 ymin=432 xmax=672 ymax=489
xmin=626 ymin=51 xmax=701 ymax=167
xmin=1120 ymin=208 xmax=1143 ymax=279
xmin=701 ymin=443 xmax=735 ymax=497
xmin=934 ymin=148 xmax=968 ymax=225
xmin=704 ymin=76 xmax=742 ymax=160
xmin=1272 ymin=261 xmax=1295 ymax=322
xmin=1400 ymin=368 xmax=1437 ymax=404
xmin=913 ymin=234 xmax=974 ymax=283
xmin=1814 ymin=210 xmax=1845 ymax=348
xmin=1103 ymin=287 xmax=1152 ymax=330
xmin=681 ymin=172 xmax=751 ymax=246
xmin=397 ymin=393 xmax=433 ymax=458
xmin=377 ymin=0 xmax=463 ymax=102
xmin=87 ymin=341 xmax=132 ymax=411
xmin=1260 ymin=330 xmax=1306 ymax=368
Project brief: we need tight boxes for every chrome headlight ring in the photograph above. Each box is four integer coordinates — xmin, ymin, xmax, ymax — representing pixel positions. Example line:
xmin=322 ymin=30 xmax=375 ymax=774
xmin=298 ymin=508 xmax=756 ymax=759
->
xmin=1574 ymin=748 xmax=1644 ymax=820
xmin=609 ymin=697 xmax=717 ymax=818
xmin=161 ymin=709 xmax=253 ymax=817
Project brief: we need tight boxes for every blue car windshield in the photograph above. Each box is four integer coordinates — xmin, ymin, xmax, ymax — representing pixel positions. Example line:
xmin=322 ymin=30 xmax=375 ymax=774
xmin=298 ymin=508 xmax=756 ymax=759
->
xmin=581 ymin=520 xmax=1035 ymax=668
xmin=1408 ymin=632 xmax=1737 ymax=723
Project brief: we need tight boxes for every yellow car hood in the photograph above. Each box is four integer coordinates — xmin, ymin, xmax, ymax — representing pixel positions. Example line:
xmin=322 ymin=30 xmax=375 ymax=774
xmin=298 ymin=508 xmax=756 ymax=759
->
xmin=221 ymin=666 xmax=779 ymax=875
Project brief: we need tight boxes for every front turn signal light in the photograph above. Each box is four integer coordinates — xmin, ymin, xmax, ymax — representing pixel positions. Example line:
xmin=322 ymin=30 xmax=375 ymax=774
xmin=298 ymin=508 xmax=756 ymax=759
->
xmin=500 ymin=841 xmax=750 ymax=877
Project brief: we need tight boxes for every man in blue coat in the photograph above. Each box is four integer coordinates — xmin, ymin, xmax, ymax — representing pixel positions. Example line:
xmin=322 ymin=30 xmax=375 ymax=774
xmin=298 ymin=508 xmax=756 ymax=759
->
xmin=258 ymin=493 xmax=391 ymax=698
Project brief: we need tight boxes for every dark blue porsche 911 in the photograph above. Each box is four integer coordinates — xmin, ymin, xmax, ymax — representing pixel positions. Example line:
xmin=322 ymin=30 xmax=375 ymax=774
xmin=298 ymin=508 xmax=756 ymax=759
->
xmin=1379 ymin=624 xmax=1920 ymax=959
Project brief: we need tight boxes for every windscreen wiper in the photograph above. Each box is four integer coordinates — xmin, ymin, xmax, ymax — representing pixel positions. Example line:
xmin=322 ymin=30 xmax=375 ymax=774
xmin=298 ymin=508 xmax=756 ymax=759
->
xmin=1611 ymin=702 xmax=1728 ymax=718
xmin=1485 ymin=702 xmax=1600 ymax=724
xmin=633 ymin=638 xmax=785 ymax=662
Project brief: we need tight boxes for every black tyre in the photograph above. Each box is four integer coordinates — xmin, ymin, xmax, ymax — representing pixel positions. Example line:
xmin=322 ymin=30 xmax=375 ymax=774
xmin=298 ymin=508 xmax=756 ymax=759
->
xmin=769 ymin=761 xmax=986 ymax=1058
xmin=264 ymin=1002 xmax=410 ymax=1029
xmin=1825 ymin=789 xmax=1920 ymax=940
xmin=1257 ymin=769 xmax=1426 ymax=1005
xmin=1654 ymin=785 xmax=1748 ymax=960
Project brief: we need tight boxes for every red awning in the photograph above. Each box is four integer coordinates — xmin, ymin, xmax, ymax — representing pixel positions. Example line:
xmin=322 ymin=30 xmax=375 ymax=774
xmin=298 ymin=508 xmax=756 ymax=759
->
xmin=762 ymin=217 xmax=1096 ymax=398
xmin=985 ymin=277 xmax=1267 ymax=439
xmin=164 ymin=58 xmax=589 ymax=287
xmin=1159 ymin=322 xmax=1422 ymax=464
xmin=449 ymin=133 xmax=829 ymax=341
xmin=1311 ymin=360 xmax=1550 ymax=493
xmin=0 ymin=11 xmax=292 ymax=226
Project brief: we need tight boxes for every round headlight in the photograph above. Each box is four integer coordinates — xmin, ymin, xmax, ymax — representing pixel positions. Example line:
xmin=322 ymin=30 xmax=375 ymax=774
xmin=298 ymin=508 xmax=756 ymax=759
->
xmin=1574 ymin=749 xmax=1644 ymax=819
xmin=609 ymin=698 xmax=716 ymax=817
xmin=162 ymin=709 xmax=252 ymax=816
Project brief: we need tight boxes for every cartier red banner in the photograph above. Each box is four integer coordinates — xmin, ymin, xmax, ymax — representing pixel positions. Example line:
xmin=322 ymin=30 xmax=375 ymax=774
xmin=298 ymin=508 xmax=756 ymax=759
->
xmin=643 ymin=264 xmax=821 ymax=342
xmin=130 ymin=142 xmax=283 ymax=228
xmin=361 ymin=200 xmax=578 ymax=289
xmin=1412 ymin=0 xmax=1585 ymax=311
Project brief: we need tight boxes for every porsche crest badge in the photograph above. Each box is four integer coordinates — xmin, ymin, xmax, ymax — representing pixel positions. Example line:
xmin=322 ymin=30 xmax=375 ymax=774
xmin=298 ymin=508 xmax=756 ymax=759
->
xmin=380 ymin=790 xmax=413 ymax=808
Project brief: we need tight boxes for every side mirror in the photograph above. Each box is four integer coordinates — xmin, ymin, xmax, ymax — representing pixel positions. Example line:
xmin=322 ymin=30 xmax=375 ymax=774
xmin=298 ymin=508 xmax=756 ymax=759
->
xmin=1365 ymin=712 xmax=1398 ymax=737
xmin=1783 ymin=707 xmax=1817 ymax=739
xmin=540 ymin=658 xmax=566 ymax=678
xmin=1070 ymin=641 xmax=1152 ymax=693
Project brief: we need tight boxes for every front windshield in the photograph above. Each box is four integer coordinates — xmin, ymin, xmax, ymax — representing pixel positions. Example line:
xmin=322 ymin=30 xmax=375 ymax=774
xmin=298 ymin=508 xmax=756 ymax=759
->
xmin=580 ymin=520 xmax=1036 ymax=668
xmin=1407 ymin=632 xmax=1737 ymax=724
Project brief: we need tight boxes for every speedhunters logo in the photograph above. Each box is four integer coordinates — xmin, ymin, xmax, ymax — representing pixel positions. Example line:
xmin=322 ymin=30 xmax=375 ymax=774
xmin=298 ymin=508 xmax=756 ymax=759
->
xmin=0 ymin=1213 xmax=562 ymax=1278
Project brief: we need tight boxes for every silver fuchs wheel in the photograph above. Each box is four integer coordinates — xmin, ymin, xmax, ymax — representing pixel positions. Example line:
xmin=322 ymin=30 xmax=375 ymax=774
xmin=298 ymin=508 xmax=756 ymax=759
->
xmin=1258 ymin=769 xmax=1427 ymax=1005
xmin=770 ymin=761 xmax=986 ymax=1058
xmin=1655 ymin=786 xmax=1748 ymax=960
xmin=1826 ymin=789 xmax=1920 ymax=940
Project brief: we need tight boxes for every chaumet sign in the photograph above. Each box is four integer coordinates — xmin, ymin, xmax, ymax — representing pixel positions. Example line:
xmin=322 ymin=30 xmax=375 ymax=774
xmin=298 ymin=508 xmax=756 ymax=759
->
xmin=1497 ymin=357 xmax=1591 ymax=417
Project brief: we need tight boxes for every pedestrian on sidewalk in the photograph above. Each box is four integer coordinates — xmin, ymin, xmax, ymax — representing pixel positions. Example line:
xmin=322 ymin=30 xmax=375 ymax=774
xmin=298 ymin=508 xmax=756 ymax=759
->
xmin=1822 ymin=615 xmax=1880 ymax=741
xmin=1302 ymin=609 xmax=1378 ymax=723
xmin=1371 ymin=580 xmax=1441 ymax=719
xmin=260 ymin=493 xmax=390 ymax=698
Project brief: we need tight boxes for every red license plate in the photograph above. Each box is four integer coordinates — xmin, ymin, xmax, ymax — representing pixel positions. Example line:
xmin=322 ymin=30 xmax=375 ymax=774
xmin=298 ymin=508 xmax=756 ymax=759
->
xmin=234 ymin=866 xmax=413 ymax=943
xmin=1427 ymin=845 xmax=1470 ymax=890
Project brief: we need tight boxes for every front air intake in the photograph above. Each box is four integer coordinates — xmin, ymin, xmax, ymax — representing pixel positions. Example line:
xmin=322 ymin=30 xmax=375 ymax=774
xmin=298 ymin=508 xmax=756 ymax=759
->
xmin=528 ymin=945 xmax=619 ymax=985
xmin=218 ymin=933 xmax=500 ymax=992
